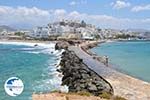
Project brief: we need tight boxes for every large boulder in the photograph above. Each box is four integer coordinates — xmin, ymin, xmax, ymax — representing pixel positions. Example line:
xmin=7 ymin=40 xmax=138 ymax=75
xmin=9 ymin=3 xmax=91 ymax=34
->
xmin=55 ymin=41 xmax=69 ymax=50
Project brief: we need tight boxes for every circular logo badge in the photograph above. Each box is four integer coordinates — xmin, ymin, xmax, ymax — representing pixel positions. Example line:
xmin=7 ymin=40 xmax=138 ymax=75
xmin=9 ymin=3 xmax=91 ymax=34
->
xmin=4 ymin=77 xmax=24 ymax=96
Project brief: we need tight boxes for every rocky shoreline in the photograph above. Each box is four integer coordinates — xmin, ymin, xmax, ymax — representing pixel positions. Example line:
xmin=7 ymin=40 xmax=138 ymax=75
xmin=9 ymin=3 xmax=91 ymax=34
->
xmin=55 ymin=41 xmax=113 ymax=96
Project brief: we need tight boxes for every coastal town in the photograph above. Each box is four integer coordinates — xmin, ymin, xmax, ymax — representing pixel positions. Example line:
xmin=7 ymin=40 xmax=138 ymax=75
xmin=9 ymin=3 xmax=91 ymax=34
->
xmin=0 ymin=20 xmax=150 ymax=41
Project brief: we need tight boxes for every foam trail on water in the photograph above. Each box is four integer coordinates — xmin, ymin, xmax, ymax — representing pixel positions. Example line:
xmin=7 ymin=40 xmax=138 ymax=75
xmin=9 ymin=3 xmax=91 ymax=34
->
xmin=0 ymin=41 xmax=55 ymax=49
xmin=0 ymin=41 xmax=68 ymax=93
xmin=46 ymin=48 xmax=68 ymax=92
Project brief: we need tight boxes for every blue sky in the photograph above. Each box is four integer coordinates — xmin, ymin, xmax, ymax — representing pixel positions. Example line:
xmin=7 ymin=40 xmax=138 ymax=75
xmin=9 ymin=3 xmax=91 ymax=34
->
xmin=0 ymin=0 xmax=150 ymax=29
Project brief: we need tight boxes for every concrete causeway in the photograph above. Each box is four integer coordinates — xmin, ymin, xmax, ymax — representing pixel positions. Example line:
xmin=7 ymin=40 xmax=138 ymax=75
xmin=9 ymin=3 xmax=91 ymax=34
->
xmin=69 ymin=46 xmax=150 ymax=100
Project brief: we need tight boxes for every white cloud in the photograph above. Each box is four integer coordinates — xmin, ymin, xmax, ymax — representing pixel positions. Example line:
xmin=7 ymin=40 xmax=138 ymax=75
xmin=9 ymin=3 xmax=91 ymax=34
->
xmin=131 ymin=4 xmax=150 ymax=12
xmin=52 ymin=10 xmax=150 ymax=29
xmin=53 ymin=9 xmax=67 ymax=16
xmin=0 ymin=6 xmax=51 ymax=28
xmin=111 ymin=0 xmax=131 ymax=9
xmin=69 ymin=0 xmax=87 ymax=6
xmin=0 ymin=6 xmax=150 ymax=30
xmin=69 ymin=1 xmax=77 ymax=6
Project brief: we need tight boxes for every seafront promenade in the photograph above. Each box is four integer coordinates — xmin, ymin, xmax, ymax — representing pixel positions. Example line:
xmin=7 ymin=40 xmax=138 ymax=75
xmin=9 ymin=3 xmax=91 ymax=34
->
xmin=68 ymin=43 xmax=150 ymax=100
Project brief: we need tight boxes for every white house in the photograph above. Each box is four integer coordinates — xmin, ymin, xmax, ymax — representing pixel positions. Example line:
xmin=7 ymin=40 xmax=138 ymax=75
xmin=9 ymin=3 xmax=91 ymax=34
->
xmin=32 ymin=27 xmax=49 ymax=38
xmin=82 ymin=32 xmax=94 ymax=40
xmin=81 ymin=28 xmax=96 ymax=40
xmin=0 ymin=29 xmax=8 ymax=36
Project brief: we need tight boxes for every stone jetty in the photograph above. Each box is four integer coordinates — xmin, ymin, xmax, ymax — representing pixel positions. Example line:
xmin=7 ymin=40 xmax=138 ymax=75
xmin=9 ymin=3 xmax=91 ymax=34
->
xmin=59 ymin=50 xmax=113 ymax=96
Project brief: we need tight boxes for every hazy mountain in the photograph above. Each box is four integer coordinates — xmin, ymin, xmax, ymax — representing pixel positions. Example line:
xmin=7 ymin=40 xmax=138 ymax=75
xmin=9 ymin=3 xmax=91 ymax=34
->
xmin=0 ymin=25 xmax=17 ymax=32
xmin=127 ymin=29 xmax=150 ymax=33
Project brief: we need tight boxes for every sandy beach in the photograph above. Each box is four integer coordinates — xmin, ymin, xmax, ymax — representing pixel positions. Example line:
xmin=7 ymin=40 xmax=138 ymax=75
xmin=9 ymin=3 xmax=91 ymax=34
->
xmin=68 ymin=41 xmax=150 ymax=100
xmin=32 ymin=92 xmax=107 ymax=100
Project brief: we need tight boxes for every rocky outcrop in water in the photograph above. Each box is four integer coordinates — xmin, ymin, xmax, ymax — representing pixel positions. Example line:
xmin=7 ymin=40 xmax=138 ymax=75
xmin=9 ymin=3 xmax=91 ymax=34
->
xmin=58 ymin=50 xmax=114 ymax=96
xmin=55 ymin=41 xmax=69 ymax=50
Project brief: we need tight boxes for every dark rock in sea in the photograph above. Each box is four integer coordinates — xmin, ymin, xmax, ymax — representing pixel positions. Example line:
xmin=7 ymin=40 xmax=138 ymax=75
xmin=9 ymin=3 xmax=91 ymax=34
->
xmin=59 ymin=50 xmax=114 ymax=96
xmin=55 ymin=41 xmax=69 ymax=50
xmin=56 ymin=69 xmax=61 ymax=73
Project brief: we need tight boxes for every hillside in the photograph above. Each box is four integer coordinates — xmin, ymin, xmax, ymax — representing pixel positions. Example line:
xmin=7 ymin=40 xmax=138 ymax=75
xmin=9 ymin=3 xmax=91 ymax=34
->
xmin=0 ymin=25 xmax=16 ymax=32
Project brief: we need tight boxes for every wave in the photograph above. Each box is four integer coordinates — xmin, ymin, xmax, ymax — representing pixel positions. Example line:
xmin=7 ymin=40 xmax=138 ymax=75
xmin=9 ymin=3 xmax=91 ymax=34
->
xmin=45 ymin=48 xmax=68 ymax=92
xmin=29 ymin=44 xmax=67 ymax=92
xmin=27 ymin=51 xmax=41 ymax=54
xmin=55 ymin=49 xmax=65 ymax=56
xmin=0 ymin=41 xmax=57 ymax=55
xmin=0 ymin=41 xmax=55 ymax=49
xmin=0 ymin=41 xmax=68 ymax=93
xmin=33 ymin=69 xmax=68 ymax=93
xmin=20 ymin=47 xmax=37 ymax=51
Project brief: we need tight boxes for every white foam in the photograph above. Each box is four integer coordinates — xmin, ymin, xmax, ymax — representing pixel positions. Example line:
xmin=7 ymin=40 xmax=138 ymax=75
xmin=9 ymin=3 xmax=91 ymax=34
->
xmin=27 ymin=51 xmax=41 ymax=54
xmin=0 ymin=41 xmax=55 ymax=49
xmin=0 ymin=41 xmax=58 ymax=56
xmin=20 ymin=48 xmax=36 ymax=50
xmin=40 ymin=49 xmax=55 ymax=55
xmin=59 ymin=85 xmax=68 ymax=93
xmin=48 ymin=71 xmax=59 ymax=76
xmin=57 ymin=66 xmax=61 ymax=69
xmin=56 ymin=49 xmax=65 ymax=56
xmin=53 ymin=50 xmax=60 ymax=55
xmin=33 ymin=71 xmax=65 ymax=92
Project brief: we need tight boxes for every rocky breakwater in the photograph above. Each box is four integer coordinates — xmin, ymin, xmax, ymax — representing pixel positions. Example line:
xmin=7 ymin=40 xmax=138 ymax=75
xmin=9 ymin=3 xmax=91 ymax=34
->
xmin=81 ymin=41 xmax=99 ymax=50
xmin=55 ymin=41 xmax=70 ymax=50
xmin=56 ymin=41 xmax=113 ymax=96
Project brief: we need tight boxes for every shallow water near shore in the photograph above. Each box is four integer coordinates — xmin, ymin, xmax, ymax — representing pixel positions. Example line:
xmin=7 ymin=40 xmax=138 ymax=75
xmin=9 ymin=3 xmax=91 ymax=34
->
xmin=91 ymin=40 xmax=150 ymax=82
xmin=0 ymin=42 xmax=66 ymax=100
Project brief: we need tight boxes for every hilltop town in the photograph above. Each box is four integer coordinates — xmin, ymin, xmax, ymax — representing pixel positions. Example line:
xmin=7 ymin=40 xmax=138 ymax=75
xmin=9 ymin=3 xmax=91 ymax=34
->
xmin=0 ymin=20 xmax=150 ymax=40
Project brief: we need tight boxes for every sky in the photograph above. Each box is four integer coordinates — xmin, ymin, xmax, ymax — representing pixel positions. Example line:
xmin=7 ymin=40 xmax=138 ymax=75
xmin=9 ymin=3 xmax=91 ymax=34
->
xmin=0 ymin=0 xmax=150 ymax=30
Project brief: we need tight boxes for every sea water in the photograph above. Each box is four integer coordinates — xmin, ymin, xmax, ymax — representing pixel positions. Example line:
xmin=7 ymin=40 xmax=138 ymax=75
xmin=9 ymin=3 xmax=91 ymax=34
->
xmin=0 ymin=42 xmax=67 ymax=100
xmin=91 ymin=41 xmax=150 ymax=82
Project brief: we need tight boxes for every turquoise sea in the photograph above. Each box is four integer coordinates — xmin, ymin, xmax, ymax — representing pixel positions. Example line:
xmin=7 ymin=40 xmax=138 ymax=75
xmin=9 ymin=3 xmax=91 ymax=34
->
xmin=0 ymin=42 xmax=66 ymax=100
xmin=91 ymin=41 xmax=150 ymax=82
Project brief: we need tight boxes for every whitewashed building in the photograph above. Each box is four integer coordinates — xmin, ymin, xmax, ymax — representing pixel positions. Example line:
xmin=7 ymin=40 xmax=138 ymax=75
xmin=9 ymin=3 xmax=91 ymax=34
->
xmin=0 ymin=29 xmax=8 ymax=36
xmin=31 ymin=27 xmax=49 ymax=38
xmin=29 ymin=20 xmax=100 ymax=39
xmin=77 ymin=27 xmax=98 ymax=40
